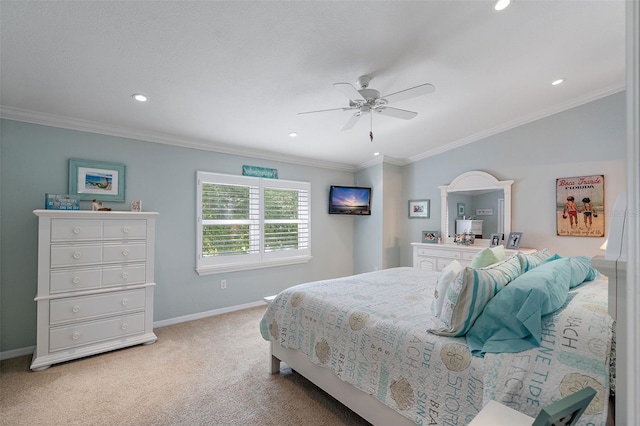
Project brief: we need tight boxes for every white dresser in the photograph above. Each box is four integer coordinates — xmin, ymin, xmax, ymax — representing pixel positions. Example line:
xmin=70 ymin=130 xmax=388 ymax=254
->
xmin=411 ymin=242 xmax=535 ymax=272
xmin=31 ymin=210 xmax=159 ymax=371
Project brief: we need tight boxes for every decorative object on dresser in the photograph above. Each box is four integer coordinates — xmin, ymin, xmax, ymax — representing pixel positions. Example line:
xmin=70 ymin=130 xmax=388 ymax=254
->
xmin=440 ymin=171 xmax=513 ymax=243
xmin=68 ymin=159 xmax=126 ymax=202
xmin=421 ymin=230 xmax=439 ymax=243
xmin=506 ymin=231 xmax=523 ymax=250
xmin=408 ymin=199 xmax=430 ymax=218
xmin=30 ymin=210 xmax=158 ymax=371
xmin=411 ymin=242 xmax=535 ymax=272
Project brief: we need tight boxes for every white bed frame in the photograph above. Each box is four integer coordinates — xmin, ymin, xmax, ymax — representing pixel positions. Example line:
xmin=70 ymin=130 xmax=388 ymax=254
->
xmin=270 ymin=342 xmax=416 ymax=426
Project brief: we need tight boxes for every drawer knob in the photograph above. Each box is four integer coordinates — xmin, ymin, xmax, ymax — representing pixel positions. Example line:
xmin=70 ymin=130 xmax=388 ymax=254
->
xmin=122 ymin=250 xmax=129 ymax=256
xmin=122 ymin=226 xmax=130 ymax=233
xmin=72 ymin=276 xmax=81 ymax=284
xmin=72 ymin=305 xmax=80 ymax=313
xmin=121 ymin=298 xmax=129 ymax=306
xmin=73 ymin=251 xmax=82 ymax=259
xmin=121 ymin=323 xmax=128 ymax=330
xmin=121 ymin=272 xmax=129 ymax=279
xmin=72 ymin=332 xmax=80 ymax=340
xmin=73 ymin=227 xmax=81 ymax=234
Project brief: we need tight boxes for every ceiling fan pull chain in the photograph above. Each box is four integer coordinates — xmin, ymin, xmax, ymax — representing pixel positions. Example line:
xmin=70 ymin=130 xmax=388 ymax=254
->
xmin=370 ymin=113 xmax=374 ymax=142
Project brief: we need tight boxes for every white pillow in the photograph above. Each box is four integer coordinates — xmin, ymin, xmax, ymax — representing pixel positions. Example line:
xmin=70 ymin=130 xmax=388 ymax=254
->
xmin=430 ymin=254 xmax=523 ymax=336
xmin=431 ymin=260 xmax=463 ymax=318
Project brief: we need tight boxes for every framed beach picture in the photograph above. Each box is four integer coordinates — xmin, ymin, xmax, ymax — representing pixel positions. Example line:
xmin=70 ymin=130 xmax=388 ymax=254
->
xmin=556 ymin=175 xmax=604 ymax=237
xmin=69 ymin=159 xmax=126 ymax=202
xmin=409 ymin=199 xmax=430 ymax=218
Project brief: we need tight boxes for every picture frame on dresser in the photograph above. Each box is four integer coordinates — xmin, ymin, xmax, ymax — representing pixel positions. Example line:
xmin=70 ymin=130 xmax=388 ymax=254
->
xmin=69 ymin=159 xmax=126 ymax=202
xmin=409 ymin=199 xmax=430 ymax=218
xmin=421 ymin=230 xmax=439 ymax=243
xmin=506 ymin=231 xmax=523 ymax=250
xmin=490 ymin=233 xmax=503 ymax=247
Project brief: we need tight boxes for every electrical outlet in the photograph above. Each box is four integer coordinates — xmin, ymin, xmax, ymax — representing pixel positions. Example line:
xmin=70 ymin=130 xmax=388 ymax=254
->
xmin=220 ymin=279 xmax=227 ymax=289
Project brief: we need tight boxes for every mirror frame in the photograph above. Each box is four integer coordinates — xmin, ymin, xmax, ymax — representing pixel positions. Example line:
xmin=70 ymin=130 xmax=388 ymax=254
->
xmin=439 ymin=171 xmax=513 ymax=242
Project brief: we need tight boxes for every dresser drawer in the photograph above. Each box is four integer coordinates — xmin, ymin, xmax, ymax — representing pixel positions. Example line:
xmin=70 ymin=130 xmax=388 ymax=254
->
xmin=50 ymin=268 xmax=102 ymax=293
xmin=102 ymin=264 xmax=146 ymax=287
xmin=51 ymin=219 xmax=103 ymax=242
xmin=417 ymin=247 xmax=461 ymax=259
xmin=49 ymin=313 xmax=145 ymax=352
xmin=103 ymin=220 xmax=147 ymax=240
xmin=103 ymin=243 xmax=146 ymax=263
xmin=49 ymin=289 xmax=146 ymax=325
xmin=461 ymin=251 xmax=477 ymax=261
xmin=50 ymin=244 xmax=103 ymax=268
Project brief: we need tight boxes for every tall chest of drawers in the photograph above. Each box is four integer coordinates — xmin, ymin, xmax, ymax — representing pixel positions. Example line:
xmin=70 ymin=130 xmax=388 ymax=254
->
xmin=31 ymin=210 xmax=159 ymax=371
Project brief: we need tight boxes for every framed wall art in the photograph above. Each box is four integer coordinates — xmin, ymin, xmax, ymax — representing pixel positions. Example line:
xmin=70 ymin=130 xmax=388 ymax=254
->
xmin=556 ymin=175 xmax=604 ymax=237
xmin=69 ymin=159 xmax=126 ymax=202
xmin=409 ymin=199 xmax=430 ymax=218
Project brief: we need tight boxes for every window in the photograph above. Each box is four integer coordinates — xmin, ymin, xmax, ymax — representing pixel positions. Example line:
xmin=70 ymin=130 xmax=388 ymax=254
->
xmin=196 ymin=171 xmax=311 ymax=275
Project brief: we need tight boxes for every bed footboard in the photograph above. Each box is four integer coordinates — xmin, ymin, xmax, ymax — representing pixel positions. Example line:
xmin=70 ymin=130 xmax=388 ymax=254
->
xmin=269 ymin=342 xmax=415 ymax=426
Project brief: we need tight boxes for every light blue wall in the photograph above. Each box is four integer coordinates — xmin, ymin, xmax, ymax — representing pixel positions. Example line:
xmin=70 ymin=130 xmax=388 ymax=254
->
xmin=354 ymin=163 xmax=383 ymax=273
xmin=0 ymin=120 xmax=355 ymax=352
xmin=0 ymin=91 xmax=627 ymax=354
xmin=401 ymin=92 xmax=627 ymax=265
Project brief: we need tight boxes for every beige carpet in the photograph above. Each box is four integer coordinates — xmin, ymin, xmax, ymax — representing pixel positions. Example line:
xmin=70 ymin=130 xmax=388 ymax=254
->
xmin=0 ymin=306 xmax=371 ymax=426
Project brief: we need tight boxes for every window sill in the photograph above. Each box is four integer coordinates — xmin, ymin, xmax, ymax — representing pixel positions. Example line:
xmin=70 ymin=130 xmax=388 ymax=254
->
xmin=196 ymin=255 xmax=312 ymax=276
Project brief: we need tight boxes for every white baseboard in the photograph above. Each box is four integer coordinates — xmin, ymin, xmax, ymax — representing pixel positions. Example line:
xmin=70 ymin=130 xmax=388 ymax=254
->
xmin=0 ymin=300 xmax=266 ymax=361
xmin=0 ymin=346 xmax=35 ymax=361
xmin=152 ymin=300 xmax=266 ymax=328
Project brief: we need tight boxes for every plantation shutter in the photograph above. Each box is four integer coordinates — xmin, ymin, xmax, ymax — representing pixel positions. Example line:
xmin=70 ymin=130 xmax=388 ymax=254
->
xmin=196 ymin=171 xmax=311 ymax=274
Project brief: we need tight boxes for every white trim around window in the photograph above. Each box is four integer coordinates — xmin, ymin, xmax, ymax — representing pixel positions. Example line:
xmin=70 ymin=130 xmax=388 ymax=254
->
xmin=196 ymin=171 xmax=311 ymax=275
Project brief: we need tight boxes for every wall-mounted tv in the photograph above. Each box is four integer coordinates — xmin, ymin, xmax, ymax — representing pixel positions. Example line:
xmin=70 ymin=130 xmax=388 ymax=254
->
xmin=328 ymin=185 xmax=372 ymax=215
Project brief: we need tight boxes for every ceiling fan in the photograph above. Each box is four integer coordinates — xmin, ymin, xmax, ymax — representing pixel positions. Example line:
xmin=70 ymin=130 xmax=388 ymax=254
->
xmin=298 ymin=75 xmax=435 ymax=133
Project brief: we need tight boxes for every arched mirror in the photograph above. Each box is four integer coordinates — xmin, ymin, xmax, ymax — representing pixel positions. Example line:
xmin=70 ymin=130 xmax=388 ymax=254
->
xmin=439 ymin=171 xmax=513 ymax=243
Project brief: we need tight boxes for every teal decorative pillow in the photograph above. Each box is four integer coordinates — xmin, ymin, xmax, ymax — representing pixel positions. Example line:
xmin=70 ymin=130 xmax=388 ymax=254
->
xmin=431 ymin=260 xmax=463 ymax=318
xmin=470 ymin=245 xmax=506 ymax=268
xmin=429 ymin=254 xmax=522 ymax=337
xmin=517 ymin=248 xmax=553 ymax=272
xmin=466 ymin=256 xmax=596 ymax=356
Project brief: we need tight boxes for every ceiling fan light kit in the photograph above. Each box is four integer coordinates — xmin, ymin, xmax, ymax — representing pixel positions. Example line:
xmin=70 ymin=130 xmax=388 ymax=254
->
xmin=298 ymin=75 xmax=435 ymax=138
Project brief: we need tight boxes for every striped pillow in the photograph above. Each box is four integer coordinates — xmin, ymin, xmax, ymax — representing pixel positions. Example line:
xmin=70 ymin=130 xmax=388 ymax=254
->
xmin=517 ymin=249 xmax=553 ymax=272
xmin=429 ymin=254 xmax=523 ymax=337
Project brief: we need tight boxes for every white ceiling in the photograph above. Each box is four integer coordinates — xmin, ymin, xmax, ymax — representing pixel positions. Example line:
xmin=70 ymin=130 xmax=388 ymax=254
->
xmin=0 ymin=1 xmax=626 ymax=170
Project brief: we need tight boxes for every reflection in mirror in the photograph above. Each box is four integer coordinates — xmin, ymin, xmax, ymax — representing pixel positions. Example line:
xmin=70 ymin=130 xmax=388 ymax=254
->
xmin=439 ymin=171 xmax=513 ymax=242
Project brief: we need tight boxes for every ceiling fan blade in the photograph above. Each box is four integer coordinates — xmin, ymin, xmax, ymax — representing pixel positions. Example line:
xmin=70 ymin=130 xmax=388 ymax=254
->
xmin=381 ymin=83 xmax=435 ymax=104
xmin=297 ymin=107 xmax=351 ymax=115
xmin=342 ymin=112 xmax=361 ymax=130
xmin=334 ymin=83 xmax=366 ymax=102
xmin=375 ymin=106 xmax=418 ymax=120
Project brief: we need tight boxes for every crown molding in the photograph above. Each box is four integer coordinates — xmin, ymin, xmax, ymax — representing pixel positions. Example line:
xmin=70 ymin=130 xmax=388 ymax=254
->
xmin=407 ymin=83 xmax=626 ymax=164
xmin=0 ymin=106 xmax=356 ymax=173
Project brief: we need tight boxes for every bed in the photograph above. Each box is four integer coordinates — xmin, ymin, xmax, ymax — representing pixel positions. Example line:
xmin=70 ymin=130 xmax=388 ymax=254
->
xmin=260 ymin=252 xmax=614 ymax=426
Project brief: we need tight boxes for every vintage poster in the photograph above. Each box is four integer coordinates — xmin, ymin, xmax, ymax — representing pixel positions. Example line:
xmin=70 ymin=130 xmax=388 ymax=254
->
xmin=556 ymin=175 xmax=604 ymax=237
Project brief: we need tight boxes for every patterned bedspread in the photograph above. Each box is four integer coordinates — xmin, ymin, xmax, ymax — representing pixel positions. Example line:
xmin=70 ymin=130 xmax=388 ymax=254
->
xmin=259 ymin=267 xmax=612 ymax=426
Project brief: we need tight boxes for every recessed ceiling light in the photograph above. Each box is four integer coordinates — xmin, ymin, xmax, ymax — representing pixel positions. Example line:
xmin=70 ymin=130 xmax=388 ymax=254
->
xmin=373 ymin=152 xmax=381 ymax=156
xmin=288 ymin=132 xmax=298 ymax=137
xmin=552 ymin=78 xmax=565 ymax=86
xmin=494 ymin=0 xmax=511 ymax=11
xmin=132 ymin=93 xmax=148 ymax=102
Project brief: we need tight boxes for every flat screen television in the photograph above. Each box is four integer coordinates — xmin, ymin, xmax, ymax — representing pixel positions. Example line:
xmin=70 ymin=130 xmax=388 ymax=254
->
xmin=328 ymin=185 xmax=372 ymax=215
